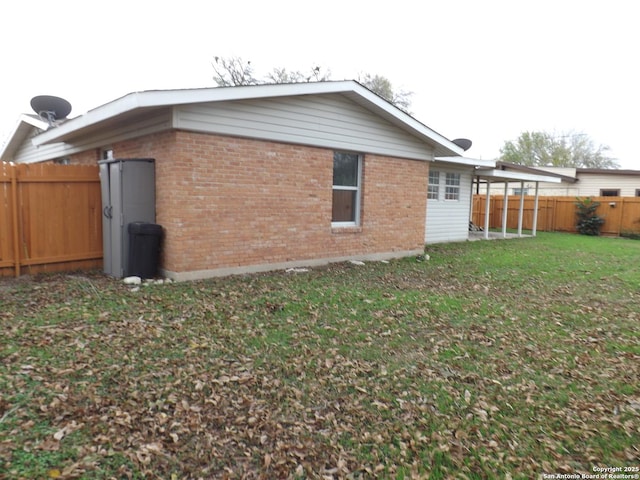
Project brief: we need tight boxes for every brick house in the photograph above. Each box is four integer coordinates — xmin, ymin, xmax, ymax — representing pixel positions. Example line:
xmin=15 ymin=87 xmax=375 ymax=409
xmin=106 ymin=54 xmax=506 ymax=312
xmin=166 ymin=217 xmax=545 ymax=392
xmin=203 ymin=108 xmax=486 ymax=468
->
xmin=1 ymin=81 xmax=486 ymax=280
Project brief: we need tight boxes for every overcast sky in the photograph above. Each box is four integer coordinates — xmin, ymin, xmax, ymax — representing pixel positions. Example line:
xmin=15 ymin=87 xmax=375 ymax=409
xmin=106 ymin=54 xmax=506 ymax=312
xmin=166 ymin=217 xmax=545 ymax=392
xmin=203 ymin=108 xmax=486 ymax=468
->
xmin=2 ymin=0 xmax=638 ymax=168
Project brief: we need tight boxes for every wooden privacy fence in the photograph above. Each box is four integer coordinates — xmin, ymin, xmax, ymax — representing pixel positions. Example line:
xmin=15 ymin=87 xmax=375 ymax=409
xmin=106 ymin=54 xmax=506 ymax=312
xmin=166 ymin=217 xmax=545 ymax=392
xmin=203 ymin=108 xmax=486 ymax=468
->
xmin=0 ymin=162 xmax=102 ymax=277
xmin=472 ymin=195 xmax=640 ymax=236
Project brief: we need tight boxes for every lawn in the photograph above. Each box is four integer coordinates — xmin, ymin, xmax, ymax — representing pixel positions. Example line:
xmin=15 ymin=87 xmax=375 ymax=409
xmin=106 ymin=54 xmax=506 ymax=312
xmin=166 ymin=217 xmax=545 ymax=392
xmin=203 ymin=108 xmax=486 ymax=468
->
xmin=1 ymin=232 xmax=639 ymax=479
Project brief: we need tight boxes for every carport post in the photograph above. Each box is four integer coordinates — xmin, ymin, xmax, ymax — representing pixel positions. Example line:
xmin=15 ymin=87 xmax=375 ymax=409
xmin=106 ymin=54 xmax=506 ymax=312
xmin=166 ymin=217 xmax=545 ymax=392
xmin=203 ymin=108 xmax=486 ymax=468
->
xmin=532 ymin=182 xmax=540 ymax=236
xmin=502 ymin=182 xmax=509 ymax=237
xmin=484 ymin=182 xmax=491 ymax=239
xmin=517 ymin=181 xmax=525 ymax=237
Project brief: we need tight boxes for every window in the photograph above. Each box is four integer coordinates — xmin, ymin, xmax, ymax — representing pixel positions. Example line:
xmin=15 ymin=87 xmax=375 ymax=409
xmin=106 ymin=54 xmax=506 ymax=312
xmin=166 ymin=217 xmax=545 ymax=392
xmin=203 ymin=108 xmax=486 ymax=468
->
xmin=332 ymin=152 xmax=362 ymax=225
xmin=513 ymin=187 xmax=529 ymax=196
xmin=428 ymin=171 xmax=440 ymax=200
xmin=445 ymin=173 xmax=461 ymax=200
xmin=600 ymin=189 xmax=620 ymax=196
xmin=636 ymin=189 xmax=640 ymax=197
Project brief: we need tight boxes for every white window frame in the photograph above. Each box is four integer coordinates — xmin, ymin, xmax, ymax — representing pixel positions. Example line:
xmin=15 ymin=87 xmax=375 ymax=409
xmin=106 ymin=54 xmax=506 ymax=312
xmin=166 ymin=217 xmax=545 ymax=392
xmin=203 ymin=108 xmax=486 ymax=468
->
xmin=332 ymin=152 xmax=362 ymax=227
xmin=428 ymin=171 xmax=440 ymax=200
xmin=445 ymin=172 xmax=461 ymax=201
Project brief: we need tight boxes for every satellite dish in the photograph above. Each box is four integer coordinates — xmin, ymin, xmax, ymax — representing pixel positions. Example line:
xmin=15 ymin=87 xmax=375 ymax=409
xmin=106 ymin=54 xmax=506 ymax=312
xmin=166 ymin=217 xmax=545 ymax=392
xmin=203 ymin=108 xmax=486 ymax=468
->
xmin=30 ymin=95 xmax=72 ymax=125
xmin=452 ymin=138 xmax=473 ymax=151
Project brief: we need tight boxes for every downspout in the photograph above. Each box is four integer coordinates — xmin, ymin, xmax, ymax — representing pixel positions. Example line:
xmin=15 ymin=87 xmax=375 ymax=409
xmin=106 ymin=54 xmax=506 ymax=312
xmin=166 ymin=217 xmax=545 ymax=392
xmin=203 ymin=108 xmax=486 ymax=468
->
xmin=468 ymin=175 xmax=475 ymax=223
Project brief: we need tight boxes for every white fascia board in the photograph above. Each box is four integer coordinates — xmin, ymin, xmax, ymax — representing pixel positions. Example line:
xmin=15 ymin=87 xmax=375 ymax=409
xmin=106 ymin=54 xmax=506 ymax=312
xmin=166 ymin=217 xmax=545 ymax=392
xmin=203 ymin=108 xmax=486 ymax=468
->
xmin=32 ymin=81 xmax=465 ymax=156
xmin=475 ymin=168 xmax=562 ymax=183
xmin=435 ymin=156 xmax=495 ymax=168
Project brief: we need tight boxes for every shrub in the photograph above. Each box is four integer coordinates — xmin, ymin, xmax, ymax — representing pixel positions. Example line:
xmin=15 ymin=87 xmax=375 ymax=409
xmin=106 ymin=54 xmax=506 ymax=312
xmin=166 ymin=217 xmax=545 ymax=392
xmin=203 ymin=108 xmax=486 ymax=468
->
xmin=575 ymin=197 xmax=605 ymax=235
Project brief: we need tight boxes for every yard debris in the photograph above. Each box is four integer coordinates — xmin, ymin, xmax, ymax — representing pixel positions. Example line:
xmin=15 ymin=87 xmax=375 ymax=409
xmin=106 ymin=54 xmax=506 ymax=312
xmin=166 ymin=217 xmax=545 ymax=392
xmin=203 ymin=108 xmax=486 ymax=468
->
xmin=349 ymin=260 xmax=365 ymax=266
xmin=2 ymin=235 xmax=639 ymax=478
xmin=285 ymin=267 xmax=310 ymax=273
xmin=123 ymin=276 xmax=142 ymax=285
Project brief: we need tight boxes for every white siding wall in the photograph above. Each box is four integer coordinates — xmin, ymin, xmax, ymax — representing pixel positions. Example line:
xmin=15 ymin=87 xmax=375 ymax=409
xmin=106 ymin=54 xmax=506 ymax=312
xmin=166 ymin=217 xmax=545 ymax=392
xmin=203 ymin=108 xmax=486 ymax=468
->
xmin=11 ymin=127 xmax=73 ymax=163
xmin=425 ymin=162 xmax=473 ymax=244
xmin=174 ymin=94 xmax=435 ymax=161
xmin=12 ymin=111 xmax=173 ymax=164
xmin=574 ymin=174 xmax=640 ymax=196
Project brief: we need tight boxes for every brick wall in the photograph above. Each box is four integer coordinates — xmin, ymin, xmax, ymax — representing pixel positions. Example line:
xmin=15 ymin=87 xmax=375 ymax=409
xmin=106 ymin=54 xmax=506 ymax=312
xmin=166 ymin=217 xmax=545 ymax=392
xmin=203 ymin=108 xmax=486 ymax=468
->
xmin=72 ymin=130 xmax=428 ymax=278
xmin=67 ymin=149 xmax=101 ymax=165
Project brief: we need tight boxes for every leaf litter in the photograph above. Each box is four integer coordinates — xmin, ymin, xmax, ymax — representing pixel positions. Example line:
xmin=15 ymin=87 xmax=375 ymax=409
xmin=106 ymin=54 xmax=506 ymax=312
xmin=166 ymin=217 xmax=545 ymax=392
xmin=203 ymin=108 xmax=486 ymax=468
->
xmin=1 ymin=235 xmax=639 ymax=478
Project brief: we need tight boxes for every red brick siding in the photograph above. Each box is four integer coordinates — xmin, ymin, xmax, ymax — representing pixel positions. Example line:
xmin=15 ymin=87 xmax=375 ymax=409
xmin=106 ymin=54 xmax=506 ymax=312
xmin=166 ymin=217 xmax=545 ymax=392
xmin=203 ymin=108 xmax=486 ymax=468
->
xmin=64 ymin=149 xmax=100 ymax=165
xmin=71 ymin=130 xmax=428 ymax=276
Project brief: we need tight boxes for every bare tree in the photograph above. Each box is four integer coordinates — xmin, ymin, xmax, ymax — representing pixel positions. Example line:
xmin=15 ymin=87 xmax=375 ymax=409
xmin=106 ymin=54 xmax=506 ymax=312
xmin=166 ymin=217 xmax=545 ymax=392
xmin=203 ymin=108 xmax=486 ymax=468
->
xmin=265 ymin=66 xmax=331 ymax=84
xmin=211 ymin=56 xmax=412 ymax=111
xmin=358 ymin=73 xmax=413 ymax=113
xmin=212 ymin=56 xmax=258 ymax=86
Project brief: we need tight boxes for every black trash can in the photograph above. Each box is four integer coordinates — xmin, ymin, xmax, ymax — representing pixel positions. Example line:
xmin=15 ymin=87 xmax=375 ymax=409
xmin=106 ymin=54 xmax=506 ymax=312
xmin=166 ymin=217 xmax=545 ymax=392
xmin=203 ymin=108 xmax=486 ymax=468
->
xmin=127 ymin=222 xmax=163 ymax=278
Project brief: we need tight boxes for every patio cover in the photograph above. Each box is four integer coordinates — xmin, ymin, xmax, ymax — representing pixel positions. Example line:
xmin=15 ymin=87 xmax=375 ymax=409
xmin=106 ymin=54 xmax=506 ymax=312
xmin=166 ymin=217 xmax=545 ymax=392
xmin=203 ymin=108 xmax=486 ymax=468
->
xmin=473 ymin=163 xmax=565 ymax=239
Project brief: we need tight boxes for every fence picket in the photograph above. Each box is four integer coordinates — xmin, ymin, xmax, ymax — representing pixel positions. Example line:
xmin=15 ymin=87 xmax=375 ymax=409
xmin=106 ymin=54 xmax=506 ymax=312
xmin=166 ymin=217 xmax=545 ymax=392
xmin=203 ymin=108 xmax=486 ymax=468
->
xmin=0 ymin=162 xmax=102 ymax=277
xmin=472 ymin=195 xmax=640 ymax=236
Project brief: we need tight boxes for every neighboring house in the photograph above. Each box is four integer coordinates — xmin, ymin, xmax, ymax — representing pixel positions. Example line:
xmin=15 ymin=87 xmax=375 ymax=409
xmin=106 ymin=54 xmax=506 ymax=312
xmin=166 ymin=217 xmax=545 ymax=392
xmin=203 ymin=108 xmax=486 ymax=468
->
xmin=477 ymin=164 xmax=640 ymax=197
xmin=541 ymin=167 xmax=640 ymax=197
xmin=3 ymin=81 xmax=500 ymax=279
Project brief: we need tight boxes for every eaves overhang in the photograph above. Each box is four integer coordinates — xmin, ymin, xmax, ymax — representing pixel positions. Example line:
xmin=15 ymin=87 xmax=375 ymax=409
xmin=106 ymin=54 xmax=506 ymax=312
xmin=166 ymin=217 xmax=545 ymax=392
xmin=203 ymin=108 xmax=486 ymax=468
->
xmin=30 ymin=81 xmax=465 ymax=158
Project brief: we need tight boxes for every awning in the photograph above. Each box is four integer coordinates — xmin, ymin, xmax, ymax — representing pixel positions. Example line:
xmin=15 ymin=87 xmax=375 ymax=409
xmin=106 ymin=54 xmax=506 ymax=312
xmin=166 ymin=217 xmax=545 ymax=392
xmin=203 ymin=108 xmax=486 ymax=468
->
xmin=472 ymin=164 xmax=565 ymax=240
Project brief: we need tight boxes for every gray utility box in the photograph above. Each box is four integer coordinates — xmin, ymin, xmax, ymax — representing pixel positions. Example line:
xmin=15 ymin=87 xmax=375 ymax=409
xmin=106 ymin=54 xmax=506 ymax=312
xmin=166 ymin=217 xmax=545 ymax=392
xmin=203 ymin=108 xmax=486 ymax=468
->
xmin=99 ymin=158 xmax=156 ymax=278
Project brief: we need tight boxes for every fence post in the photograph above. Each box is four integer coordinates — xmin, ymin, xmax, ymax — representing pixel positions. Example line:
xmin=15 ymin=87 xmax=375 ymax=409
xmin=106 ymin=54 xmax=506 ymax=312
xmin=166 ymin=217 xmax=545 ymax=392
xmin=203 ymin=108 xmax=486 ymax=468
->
xmin=617 ymin=198 xmax=625 ymax=236
xmin=10 ymin=165 xmax=20 ymax=277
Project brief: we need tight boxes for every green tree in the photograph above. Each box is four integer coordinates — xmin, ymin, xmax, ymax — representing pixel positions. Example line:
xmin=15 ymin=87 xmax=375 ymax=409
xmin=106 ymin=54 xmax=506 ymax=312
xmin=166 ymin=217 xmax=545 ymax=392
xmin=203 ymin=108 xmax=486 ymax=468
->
xmin=575 ymin=197 xmax=605 ymax=235
xmin=499 ymin=131 xmax=618 ymax=168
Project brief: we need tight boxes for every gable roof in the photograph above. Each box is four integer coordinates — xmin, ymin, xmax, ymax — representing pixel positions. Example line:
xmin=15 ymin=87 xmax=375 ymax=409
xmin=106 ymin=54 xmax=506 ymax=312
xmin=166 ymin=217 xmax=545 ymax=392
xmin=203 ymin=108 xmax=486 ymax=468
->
xmin=0 ymin=114 xmax=49 ymax=161
xmin=1 ymin=81 xmax=474 ymax=163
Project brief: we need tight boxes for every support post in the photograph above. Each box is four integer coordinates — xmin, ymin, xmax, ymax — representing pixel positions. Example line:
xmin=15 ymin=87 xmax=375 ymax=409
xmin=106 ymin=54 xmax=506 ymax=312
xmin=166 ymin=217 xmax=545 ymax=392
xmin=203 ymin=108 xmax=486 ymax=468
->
xmin=517 ymin=181 xmax=525 ymax=237
xmin=502 ymin=182 xmax=509 ymax=238
xmin=484 ymin=182 xmax=491 ymax=239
